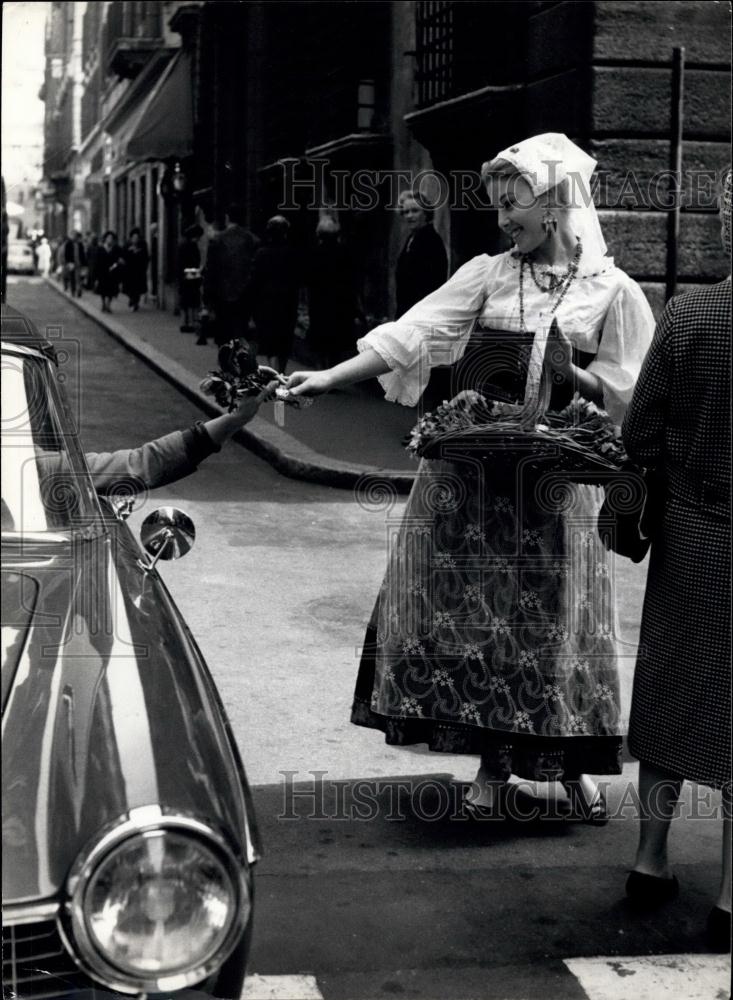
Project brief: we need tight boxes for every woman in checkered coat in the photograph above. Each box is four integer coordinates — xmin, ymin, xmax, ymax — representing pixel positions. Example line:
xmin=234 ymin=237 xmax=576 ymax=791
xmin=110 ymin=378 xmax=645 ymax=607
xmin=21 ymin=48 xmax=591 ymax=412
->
xmin=622 ymin=169 xmax=731 ymax=947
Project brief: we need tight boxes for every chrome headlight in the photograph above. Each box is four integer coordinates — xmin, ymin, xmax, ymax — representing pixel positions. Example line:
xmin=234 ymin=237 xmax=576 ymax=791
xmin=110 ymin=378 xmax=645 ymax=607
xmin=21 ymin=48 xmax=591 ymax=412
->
xmin=65 ymin=810 xmax=250 ymax=994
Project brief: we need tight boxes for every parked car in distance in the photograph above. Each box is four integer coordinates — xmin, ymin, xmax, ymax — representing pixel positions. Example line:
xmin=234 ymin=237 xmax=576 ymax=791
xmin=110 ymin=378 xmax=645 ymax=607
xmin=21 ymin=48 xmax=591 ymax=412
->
xmin=1 ymin=305 xmax=260 ymax=999
xmin=6 ymin=240 xmax=36 ymax=274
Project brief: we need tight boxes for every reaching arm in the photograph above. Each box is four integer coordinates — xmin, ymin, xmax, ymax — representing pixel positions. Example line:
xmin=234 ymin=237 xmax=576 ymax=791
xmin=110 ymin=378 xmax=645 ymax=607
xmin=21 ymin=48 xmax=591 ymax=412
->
xmin=87 ymin=382 xmax=277 ymax=494
xmin=288 ymin=256 xmax=492 ymax=401
xmin=201 ymin=381 xmax=277 ymax=444
xmin=287 ymin=348 xmax=390 ymax=396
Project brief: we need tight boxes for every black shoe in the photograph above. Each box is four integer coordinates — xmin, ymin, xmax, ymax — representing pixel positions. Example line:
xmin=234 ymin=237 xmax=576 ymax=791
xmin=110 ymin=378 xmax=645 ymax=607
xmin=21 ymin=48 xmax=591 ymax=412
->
xmin=195 ymin=337 xmax=208 ymax=346
xmin=625 ymin=870 xmax=679 ymax=909
xmin=706 ymin=906 xmax=731 ymax=952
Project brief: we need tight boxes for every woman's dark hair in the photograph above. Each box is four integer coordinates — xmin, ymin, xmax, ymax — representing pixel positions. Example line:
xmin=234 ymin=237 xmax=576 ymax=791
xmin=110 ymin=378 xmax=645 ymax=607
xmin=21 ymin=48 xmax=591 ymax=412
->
xmin=266 ymin=215 xmax=290 ymax=243
xmin=129 ymin=227 xmax=141 ymax=239
xmin=102 ymin=230 xmax=116 ymax=241
xmin=184 ymin=224 xmax=204 ymax=240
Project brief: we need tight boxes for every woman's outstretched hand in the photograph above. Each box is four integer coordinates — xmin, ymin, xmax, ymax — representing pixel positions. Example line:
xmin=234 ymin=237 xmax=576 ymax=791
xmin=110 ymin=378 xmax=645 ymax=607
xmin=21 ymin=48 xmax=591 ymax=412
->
xmin=286 ymin=370 xmax=333 ymax=397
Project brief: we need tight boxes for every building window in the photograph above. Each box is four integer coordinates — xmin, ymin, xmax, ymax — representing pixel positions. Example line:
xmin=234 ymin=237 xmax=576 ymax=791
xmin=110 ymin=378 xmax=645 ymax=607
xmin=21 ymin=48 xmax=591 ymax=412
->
xmin=415 ymin=1 xmax=454 ymax=108
xmin=415 ymin=2 xmax=525 ymax=108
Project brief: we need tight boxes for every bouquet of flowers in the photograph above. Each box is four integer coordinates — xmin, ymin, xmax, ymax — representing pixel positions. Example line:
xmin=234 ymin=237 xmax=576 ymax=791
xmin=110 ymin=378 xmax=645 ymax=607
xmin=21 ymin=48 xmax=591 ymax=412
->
xmin=199 ymin=340 xmax=312 ymax=412
xmin=405 ymin=390 xmax=636 ymax=472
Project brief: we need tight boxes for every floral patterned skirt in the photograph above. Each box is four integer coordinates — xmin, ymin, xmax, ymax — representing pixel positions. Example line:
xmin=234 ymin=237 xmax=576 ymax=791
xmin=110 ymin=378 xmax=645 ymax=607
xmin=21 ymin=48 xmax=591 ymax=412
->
xmin=351 ymin=458 xmax=623 ymax=779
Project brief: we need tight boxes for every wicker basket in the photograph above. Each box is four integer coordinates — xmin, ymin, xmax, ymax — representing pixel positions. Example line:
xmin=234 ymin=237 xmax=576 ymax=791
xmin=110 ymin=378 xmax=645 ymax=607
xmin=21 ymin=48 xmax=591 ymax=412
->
xmin=420 ymin=326 xmax=626 ymax=485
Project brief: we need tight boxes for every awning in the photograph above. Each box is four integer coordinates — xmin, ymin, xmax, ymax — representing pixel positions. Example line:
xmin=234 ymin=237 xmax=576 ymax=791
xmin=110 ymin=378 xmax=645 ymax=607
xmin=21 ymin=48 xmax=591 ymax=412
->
xmin=126 ymin=49 xmax=193 ymax=161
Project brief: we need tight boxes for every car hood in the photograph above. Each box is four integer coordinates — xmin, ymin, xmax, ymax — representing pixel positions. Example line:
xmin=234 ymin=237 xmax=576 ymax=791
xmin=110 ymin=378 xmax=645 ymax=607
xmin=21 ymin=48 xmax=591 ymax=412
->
xmin=2 ymin=531 xmax=256 ymax=906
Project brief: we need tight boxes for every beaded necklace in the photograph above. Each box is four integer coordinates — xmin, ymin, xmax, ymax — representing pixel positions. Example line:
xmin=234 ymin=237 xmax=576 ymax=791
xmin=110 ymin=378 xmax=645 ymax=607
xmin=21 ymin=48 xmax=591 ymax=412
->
xmin=518 ymin=238 xmax=583 ymax=333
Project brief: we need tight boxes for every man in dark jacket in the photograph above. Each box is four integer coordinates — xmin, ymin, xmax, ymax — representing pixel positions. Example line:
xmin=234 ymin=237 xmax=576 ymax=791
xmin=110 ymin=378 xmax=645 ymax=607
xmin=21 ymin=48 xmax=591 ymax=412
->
xmin=63 ymin=231 xmax=87 ymax=298
xmin=202 ymin=203 xmax=259 ymax=347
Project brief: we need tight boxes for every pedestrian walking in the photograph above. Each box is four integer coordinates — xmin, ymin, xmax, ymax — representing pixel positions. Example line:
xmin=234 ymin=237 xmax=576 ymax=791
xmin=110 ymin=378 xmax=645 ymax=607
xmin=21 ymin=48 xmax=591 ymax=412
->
xmin=307 ymin=217 xmax=360 ymax=368
xmin=202 ymin=202 xmax=259 ymax=347
xmin=53 ymin=237 xmax=65 ymax=280
xmin=621 ymin=168 xmax=731 ymax=950
xmin=250 ymin=215 xmax=299 ymax=373
xmin=123 ymin=227 xmax=149 ymax=311
xmin=85 ymin=232 xmax=99 ymax=290
xmin=63 ymin=231 xmax=87 ymax=297
xmin=149 ymin=222 xmax=159 ymax=300
xmin=94 ymin=231 xmax=125 ymax=313
xmin=288 ymin=134 xmax=655 ymax=822
xmin=36 ymin=237 xmax=52 ymax=277
xmin=178 ymin=224 xmax=204 ymax=333
xmin=395 ymin=189 xmax=448 ymax=319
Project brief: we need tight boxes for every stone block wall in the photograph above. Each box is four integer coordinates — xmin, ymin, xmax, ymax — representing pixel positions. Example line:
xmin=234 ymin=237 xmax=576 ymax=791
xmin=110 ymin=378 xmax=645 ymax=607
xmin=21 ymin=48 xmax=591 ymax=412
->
xmin=591 ymin=0 xmax=730 ymax=306
xmin=526 ymin=0 xmax=730 ymax=313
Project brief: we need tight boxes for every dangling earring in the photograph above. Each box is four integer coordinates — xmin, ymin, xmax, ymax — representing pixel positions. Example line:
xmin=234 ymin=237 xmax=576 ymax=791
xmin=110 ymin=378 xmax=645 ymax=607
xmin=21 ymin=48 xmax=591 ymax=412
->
xmin=542 ymin=210 xmax=558 ymax=236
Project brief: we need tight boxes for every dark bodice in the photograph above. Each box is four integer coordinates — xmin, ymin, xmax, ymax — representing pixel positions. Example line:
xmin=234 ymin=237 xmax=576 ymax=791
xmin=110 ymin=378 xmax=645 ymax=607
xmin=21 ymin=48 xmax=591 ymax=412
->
xmin=425 ymin=326 xmax=595 ymax=411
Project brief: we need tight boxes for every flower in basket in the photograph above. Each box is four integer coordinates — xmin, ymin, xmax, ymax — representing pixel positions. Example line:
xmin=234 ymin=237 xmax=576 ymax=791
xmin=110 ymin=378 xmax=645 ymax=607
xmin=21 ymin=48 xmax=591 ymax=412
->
xmin=199 ymin=339 xmax=313 ymax=413
xmin=405 ymin=389 xmax=639 ymax=473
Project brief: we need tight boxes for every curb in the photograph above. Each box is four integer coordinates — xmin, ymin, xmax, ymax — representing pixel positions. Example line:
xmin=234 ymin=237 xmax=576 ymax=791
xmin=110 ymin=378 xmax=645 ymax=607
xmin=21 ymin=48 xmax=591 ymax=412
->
xmin=45 ymin=279 xmax=416 ymax=494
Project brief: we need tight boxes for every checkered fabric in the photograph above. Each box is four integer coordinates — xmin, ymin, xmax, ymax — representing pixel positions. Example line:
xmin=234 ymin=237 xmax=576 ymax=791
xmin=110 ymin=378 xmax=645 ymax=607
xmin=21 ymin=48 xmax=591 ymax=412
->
xmin=723 ymin=167 xmax=732 ymax=259
xmin=623 ymin=279 xmax=732 ymax=789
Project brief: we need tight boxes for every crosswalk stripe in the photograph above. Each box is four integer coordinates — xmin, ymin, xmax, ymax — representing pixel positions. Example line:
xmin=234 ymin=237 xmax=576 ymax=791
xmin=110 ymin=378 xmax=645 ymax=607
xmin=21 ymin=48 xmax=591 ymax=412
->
xmin=564 ymin=954 xmax=731 ymax=1000
xmin=242 ymin=957 xmax=731 ymax=1000
xmin=242 ymin=974 xmax=325 ymax=1000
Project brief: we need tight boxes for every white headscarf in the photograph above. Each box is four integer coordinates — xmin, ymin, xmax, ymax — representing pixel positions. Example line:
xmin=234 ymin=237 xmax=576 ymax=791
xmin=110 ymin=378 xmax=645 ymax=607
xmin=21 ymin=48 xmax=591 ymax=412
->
xmin=482 ymin=133 xmax=608 ymax=261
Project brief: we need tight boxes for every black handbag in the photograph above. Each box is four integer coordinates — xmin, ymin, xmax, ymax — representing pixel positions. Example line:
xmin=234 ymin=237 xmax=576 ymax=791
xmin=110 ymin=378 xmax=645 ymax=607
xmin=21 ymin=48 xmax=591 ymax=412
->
xmin=597 ymin=467 xmax=661 ymax=563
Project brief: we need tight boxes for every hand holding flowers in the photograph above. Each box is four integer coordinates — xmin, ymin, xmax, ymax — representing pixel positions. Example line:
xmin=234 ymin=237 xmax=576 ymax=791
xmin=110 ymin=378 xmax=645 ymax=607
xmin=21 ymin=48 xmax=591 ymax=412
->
xmin=286 ymin=370 xmax=334 ymax=397
xmin=200 ymin=340 xmax=314 ymax=413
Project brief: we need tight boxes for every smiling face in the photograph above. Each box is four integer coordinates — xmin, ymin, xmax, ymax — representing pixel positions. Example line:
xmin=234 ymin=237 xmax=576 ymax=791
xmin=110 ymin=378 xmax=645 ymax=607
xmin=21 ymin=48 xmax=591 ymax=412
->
xmin=487 ymin=173 xmax=549 ymax=255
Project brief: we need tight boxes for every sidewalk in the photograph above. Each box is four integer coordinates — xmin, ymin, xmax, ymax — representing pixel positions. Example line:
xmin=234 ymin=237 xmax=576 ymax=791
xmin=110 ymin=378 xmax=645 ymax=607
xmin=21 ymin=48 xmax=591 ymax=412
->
xmin=46 ymin=280 xmax=418 ymax=493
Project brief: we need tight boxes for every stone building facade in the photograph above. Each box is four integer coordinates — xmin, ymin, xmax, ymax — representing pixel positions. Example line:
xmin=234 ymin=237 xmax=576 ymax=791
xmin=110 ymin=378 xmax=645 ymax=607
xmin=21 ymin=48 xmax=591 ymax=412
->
xmin=42 ymin=1 xmax=730 ymax=318
xmin=40 ymin=2 xmax=76 ymax=238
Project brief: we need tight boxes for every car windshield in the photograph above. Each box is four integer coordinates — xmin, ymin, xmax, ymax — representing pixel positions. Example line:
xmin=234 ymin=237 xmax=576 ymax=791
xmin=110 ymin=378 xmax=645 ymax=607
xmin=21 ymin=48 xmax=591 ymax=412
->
xmin=1 ymin=348 xmax=99 ymax=535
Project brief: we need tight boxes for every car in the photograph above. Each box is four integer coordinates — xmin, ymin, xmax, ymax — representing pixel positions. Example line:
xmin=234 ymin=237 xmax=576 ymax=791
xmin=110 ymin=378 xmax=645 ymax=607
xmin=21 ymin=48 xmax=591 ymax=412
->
xmin=6 ymin=240 xmax=36 ymax=274
xmin=1 ymin=305 xmax=260 ymax=999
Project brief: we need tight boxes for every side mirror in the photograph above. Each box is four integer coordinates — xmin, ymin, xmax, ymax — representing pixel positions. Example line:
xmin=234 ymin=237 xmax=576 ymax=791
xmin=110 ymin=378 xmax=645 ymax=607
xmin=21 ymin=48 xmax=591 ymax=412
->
xmin=139 ymin=507 xmax=195 ymax=570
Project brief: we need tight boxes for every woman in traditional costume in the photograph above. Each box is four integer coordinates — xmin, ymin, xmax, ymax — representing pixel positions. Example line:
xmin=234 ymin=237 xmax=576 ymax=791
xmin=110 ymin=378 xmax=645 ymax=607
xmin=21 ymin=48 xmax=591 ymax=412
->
xmin=289 ymin=134 xmax=655 ymax=820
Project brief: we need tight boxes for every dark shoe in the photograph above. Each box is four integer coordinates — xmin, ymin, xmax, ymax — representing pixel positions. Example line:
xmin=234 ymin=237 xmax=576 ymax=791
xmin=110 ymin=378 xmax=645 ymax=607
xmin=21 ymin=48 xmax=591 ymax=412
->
xmin=562 ymin=781 xmax=609 ymax=825
xmin=706 ymin=906 xmax=731 ymax=952
xmin=180 ymin=324 xmax=195 ymax=333
xmin=195 ymin=337 xmax=208 ymax=346
xmin=625 ymin=870 xmax=679 ymax=909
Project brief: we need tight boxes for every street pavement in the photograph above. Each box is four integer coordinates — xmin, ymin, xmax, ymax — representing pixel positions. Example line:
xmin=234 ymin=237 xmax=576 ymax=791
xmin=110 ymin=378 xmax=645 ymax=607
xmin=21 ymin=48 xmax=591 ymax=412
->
xmin=41 ymin=274 xmax=419 ymax=490
xmin=5 ymin=276 xmax=730 ymax=1000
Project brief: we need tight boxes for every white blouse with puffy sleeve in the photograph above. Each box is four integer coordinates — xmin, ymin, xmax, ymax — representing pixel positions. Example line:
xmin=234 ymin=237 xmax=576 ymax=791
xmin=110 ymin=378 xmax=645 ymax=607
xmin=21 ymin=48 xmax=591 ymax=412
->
xmin=357 ymin=251 xmax=655 ymax=425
